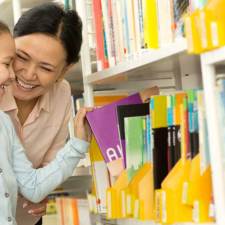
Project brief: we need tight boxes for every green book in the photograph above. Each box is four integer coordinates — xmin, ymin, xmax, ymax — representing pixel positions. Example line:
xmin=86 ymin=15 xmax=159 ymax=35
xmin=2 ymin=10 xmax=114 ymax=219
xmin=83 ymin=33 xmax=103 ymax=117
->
xmin=124 ymin=116 xmax=145 ymax=181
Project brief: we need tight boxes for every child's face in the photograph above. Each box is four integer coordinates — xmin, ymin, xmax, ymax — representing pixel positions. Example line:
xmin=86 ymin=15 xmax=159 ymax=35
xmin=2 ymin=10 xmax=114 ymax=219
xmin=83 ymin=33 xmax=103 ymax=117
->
xmin=0 ymin=32 xmax=15 ymax=96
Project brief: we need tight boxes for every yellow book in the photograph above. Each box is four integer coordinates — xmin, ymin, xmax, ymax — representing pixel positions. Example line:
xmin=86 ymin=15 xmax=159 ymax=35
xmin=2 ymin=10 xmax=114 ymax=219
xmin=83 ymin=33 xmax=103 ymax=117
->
xmin=185 ymin=154 xmax=214 ymax=222
xmin=125 ymin=163 xmax=154 ymax=220
xmin=143 ymin=0 xmax=159 ymax=48
xmin=106 ymin=170 xmax=129 ymax=219
xmin=206 ymin=0 xmax=225 ymax=49
xmin=154 ymin=189 xmax=163 ymax=223
xmin=185 ymin=11 xmax=203 ymax=54
xmin=161 ymin=159 xmax=192 ymax=223
xmin=150 ymin=95 xmax=167 ymax=129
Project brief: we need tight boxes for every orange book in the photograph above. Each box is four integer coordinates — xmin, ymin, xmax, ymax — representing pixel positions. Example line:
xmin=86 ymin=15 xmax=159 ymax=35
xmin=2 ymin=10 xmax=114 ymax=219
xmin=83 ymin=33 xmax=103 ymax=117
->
xmin=71 ymin=198 xmax=79 ymax=225
xmin=94 ymin=95 xmax=127 ymax=107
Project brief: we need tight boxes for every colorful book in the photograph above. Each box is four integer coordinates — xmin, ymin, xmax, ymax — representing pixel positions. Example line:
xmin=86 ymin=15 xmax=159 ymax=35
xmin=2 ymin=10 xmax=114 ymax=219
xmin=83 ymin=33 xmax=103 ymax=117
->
xmin=124 ymin=116 xmax=145 ymax=181
xmin=86 ymin=86 xmax=159 ymax=177
xmin=150 ymin=95 xmax=168 ymax=189
xmin=116 ymin=103 xmax=149 ymax=168
xmin=187 ymin=90 xmax=199 ymax=159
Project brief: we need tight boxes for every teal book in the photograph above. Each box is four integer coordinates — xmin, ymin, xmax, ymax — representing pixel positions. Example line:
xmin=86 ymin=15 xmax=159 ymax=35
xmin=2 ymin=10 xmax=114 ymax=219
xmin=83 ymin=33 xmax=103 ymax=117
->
xmin=124 ymin=116 xmax=145 ymax=181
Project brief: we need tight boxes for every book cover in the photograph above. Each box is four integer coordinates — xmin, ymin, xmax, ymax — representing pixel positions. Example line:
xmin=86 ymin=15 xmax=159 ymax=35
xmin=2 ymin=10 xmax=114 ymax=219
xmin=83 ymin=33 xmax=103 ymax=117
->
xmin=86 ymin=86 xmax=159 ymax=176
xmin=124 ymin=116 xmax=145 ymax=181
xmin=187 ymin=90 xmax=199 ymax=159
xmin=116 ymin=103 xmax=149 ymax=168
xmin=150 ymin=95 xmax=168 ymax=189
xmin=197 ymin=91 xmax=210 ymax=174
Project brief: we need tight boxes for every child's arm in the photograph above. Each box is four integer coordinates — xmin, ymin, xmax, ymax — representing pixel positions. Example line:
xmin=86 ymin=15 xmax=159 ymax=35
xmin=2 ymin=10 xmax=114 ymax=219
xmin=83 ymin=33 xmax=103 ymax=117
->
xmin=7 ymin=115 xmax=90 ymax=203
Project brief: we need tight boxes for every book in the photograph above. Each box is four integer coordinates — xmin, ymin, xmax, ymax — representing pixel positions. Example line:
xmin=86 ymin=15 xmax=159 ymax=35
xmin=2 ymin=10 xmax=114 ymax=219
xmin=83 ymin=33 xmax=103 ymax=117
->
xmin=92 ymin=0 xmax=109 ymax=71
xmin=143 ymin=0 xmax=159 ymax=48
xmin=150 ymin=95 xmax=168 ymax=189
xmin=116 ymin=103 xmax=149 ymax=168
xmin=89 ymin=136 xmax=110 ymax=213
xmin=86 ymin=86 xmax=159 ymax=177
xmin=187 ymin=90 xmax=199 ymax=159
xmin=124 ymin=116 xmax=146 ymax=181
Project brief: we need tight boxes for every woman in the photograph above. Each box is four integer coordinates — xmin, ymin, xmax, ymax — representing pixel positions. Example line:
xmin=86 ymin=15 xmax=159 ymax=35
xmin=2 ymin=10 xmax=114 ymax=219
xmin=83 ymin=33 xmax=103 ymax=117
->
xmin=0 ymin=3 xmax=84 ymax=225
xmin=0 ymin=20 xmax=91 ymax=225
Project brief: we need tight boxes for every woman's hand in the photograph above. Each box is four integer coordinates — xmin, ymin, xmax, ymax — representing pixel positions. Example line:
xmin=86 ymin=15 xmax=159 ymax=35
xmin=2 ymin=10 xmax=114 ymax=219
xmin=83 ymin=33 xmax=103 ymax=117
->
xmin=74 ymin=107 xmax=93 ymax=142
xmin=23 ymin=198 xmax=48 ymax=217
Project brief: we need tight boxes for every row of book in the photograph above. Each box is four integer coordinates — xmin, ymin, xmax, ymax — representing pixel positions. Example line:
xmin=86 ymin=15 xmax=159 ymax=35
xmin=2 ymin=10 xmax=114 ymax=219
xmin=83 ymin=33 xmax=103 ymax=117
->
xmin=186 ymin=0 xmax=225 ymax=53
xmin=91 ymin=0 xmax=190 ymax=71
xmin=85 ymin=79 xmax=225 ymax=223
xmin=44 ymin=197 xmax=80 ymax=225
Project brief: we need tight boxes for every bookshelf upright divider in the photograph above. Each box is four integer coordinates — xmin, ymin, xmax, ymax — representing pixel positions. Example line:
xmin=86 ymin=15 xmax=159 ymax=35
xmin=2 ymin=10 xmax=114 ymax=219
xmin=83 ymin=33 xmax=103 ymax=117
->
xmin=76 ymin=0 xmax=94 ymax=106
xmin=201 ymin=50 xmax=225 ymax=225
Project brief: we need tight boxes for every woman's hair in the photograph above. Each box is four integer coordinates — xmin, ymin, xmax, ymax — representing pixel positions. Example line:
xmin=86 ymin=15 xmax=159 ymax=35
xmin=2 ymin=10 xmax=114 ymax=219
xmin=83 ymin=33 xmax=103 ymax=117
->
xmin=0 ymin=21 xmax=10 ymax=35
xmin=13 ymin=3 xmax=82 ymax=65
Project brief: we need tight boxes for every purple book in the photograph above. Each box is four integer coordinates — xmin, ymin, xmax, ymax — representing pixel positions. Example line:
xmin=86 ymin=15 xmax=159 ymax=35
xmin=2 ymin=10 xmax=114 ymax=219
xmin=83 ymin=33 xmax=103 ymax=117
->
xmin=86 ymin=86 xmax=159 ymax=176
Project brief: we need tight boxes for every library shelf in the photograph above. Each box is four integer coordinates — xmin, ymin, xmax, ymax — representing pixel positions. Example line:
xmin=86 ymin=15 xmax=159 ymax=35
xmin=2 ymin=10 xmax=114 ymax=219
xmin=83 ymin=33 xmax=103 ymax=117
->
xmin=85 ymin=38 xmax=189 ymax=86
xmin=48 ymin=175 xmax=92 ymax=198
xmin=201 ymin=45 xmax=225 ymax=65
xmin=116 ymin=219 xmax=216 ymax=225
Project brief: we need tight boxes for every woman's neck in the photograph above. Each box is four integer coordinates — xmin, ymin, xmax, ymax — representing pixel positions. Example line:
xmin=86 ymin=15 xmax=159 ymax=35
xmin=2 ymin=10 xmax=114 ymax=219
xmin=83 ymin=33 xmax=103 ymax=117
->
xmin=15 ymin=98 xmax=39 ymax=125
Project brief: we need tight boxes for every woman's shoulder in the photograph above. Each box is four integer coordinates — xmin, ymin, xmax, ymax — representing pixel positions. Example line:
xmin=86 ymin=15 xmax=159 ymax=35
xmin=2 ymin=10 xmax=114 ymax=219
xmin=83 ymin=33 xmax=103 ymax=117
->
xmin=53 ymin=79 xmax=71 ymax=99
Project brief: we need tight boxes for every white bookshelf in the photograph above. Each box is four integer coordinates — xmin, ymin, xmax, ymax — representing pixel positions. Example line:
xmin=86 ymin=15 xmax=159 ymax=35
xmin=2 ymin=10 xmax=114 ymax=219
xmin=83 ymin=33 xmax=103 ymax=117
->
xmin=116 ymin=221 xmax=215 ymax=225
xmin=75 ymin=1 xmax=225 ymax=225
xmin=85 ymin=38 xmax=187 ymax=85
xmin=200 ymin=48 xmax=225 ymax=225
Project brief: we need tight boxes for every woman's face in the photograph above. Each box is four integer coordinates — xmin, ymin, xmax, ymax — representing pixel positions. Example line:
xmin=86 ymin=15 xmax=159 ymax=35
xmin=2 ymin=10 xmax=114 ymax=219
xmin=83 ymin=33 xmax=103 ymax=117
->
xmin=0 ymin=32 xmax=15 ymax=97
xmin=12 ymin=33 xmax=69 ymax=101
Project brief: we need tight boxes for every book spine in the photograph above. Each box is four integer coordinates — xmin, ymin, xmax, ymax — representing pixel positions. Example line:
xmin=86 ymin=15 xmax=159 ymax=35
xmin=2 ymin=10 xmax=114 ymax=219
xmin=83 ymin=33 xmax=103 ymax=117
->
xmin=92 ymin=0 xmax=109 ymax=71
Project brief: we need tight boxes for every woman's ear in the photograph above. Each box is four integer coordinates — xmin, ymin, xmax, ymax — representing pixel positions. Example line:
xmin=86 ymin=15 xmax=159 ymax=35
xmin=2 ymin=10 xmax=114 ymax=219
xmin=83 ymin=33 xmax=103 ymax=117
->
xmin=56 ymin=63 xmax=75 ymax=82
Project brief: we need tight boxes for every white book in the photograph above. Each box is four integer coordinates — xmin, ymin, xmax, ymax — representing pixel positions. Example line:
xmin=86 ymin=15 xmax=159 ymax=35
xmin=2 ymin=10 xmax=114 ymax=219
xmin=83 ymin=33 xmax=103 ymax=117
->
xmin=101 ymin=0 xmax=116 ymax=67
xmin=93 ymin=161 xmax=110 ymax=213
xmin=125 ymin=0 xmax=136 ymax=55
xmin=133 ymin=0 xmax=141 ymax=52
xmin=157 ymin=0 xmax=174 ymax=46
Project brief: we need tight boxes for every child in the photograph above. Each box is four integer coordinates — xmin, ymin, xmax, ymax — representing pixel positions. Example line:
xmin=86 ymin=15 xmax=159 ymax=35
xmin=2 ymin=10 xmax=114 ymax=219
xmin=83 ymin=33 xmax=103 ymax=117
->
xmin=0 ymin=21 xmax=91 ymax=225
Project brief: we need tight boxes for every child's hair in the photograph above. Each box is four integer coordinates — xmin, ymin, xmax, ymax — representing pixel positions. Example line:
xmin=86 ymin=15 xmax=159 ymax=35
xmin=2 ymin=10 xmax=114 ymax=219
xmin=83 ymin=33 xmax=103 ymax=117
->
xmin=0 ymin=21 xmax=10 ymax=34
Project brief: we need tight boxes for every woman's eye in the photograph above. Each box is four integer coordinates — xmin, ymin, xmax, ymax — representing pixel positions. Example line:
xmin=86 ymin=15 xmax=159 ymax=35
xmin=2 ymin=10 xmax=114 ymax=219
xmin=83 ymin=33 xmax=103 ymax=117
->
xmin=4 ymin=63 xmax=10 ymax=68
xmin=41 ymin=67 xmax=53 ymax=72
xmin=16 ymin=54 xmax=27 ymax=61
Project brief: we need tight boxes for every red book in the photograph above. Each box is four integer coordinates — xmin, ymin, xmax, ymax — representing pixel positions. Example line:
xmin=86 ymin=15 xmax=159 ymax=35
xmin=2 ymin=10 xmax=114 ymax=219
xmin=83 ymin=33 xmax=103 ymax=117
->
xmin=92 ymin=0 xmax=109 ymax=70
